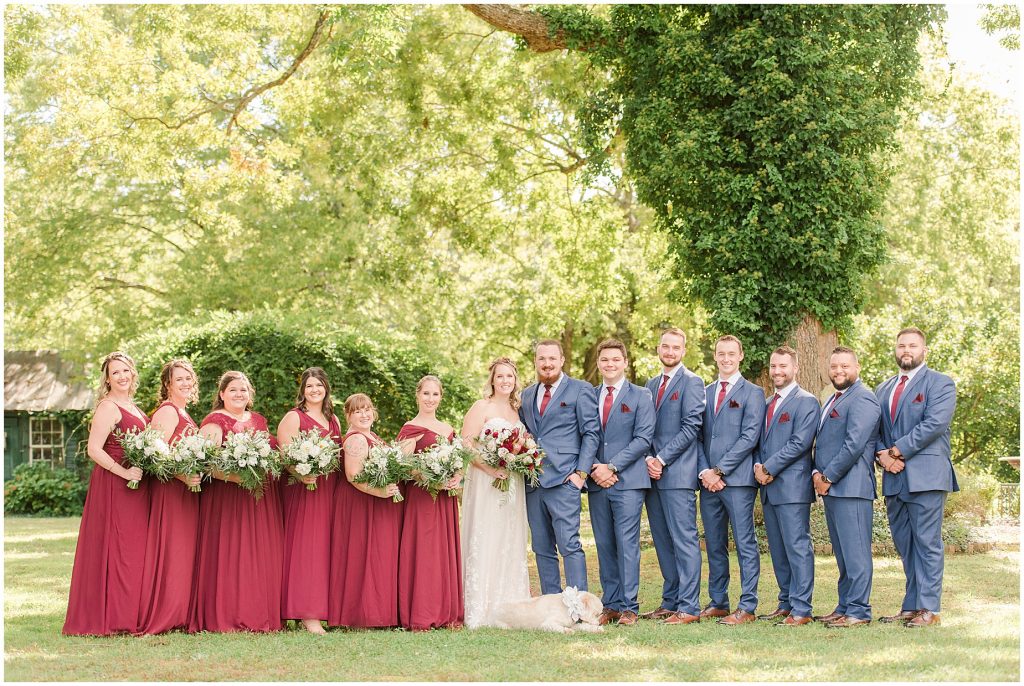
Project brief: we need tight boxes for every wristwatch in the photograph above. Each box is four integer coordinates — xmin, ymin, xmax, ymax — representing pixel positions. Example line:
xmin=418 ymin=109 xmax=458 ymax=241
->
xmin=819 ymin=473 xmax=832 ymax=485
xmin=607 ymin=463 xmax=618 ymax=474
xmin=574 ymin=470 xmax=589 ymax=481
xmin=760 ymin=465 xmax=772 ymax=478
xmin=712 ymin=466 xmax=725 ymax=477
xmin=887 ymin=447 xmax=904 ymax=461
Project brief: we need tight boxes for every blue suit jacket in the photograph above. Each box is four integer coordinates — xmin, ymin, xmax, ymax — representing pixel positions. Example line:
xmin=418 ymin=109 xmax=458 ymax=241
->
xmin=590 ymin=381 xmax=655 ymax=491
xmin=756 ymin=385 xmax=819 ymax=505
xmin=700 ymin=376 xmax=766 ymax=488
xmin=874 ymin=365 xmax=959 ymax=496
xmin=645 ymin=367 xmax=707 ymax=490
xmin=520 ymin=376 xmax=601 ymax=488
xmin=813 ymin=379 xmax=880 ymax=500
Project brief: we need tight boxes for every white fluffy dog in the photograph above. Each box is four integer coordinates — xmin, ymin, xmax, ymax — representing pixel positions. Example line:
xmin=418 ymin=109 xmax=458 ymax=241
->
xmin=489 ymin=587 xmax=605 ymax=633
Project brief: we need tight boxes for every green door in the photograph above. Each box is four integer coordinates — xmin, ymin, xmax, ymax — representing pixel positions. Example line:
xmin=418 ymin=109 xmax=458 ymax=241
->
xmin=4 ymin=412 xmax=29 ymax=479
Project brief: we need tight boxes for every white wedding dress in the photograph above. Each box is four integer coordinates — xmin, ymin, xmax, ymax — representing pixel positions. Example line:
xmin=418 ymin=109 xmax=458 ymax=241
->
xmin=461 ymin=417 xmax=532 ymax=628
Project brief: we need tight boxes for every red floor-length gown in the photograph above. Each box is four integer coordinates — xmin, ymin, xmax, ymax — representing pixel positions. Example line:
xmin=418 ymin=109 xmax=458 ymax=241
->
xmin=396 ymin=423 xmax=464 ymax=630
xmin=63 ymin=402 xmax=151 ymax=635
xmin=188 ymin=411 xmax=284 ymax=633
xmin=327 ymin=429 xmax=404 ymax=628
xmin=136 ymin=402 xmax=200 ymax=634
xmin=281 ymin=408 xmax=342 ymax=621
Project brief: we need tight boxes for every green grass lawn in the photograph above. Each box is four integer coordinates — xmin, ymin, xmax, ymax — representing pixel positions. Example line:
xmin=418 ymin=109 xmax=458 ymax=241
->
xmin=4 ymin=516 xmax=1019 ymax=681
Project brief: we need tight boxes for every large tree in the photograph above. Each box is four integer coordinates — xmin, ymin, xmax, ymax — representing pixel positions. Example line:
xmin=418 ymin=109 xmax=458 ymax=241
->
xmin=465 ymin=4 xmax=942 ymax=391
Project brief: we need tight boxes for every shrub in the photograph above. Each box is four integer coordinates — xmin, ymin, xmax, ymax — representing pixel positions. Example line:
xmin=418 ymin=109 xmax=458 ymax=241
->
xmin=945 ymin=469 xmax=1001 ymax=522
xmin=128 ymin=311 xmax=475 ymax=438
xmin=4 ymin=463 xmax=88 ymax=516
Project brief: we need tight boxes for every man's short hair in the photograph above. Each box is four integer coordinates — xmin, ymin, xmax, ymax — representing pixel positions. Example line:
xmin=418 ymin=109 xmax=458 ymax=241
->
xmin=771 ymin=345 xmax=798 ymax=364
xmin=660 ymin=327 xmax=687 ymax=346
xmin=535 ymin=339 xmax=564 ymax=355
xmin=716 ymin=334 xmax=744 ymax=355
xmin=597 ymin=338 xmax=628 ymax=359
xmin=831 ymin=345 xmax=859 ymax=362
xmin=897 ymin=327 xmax=927 ymax=345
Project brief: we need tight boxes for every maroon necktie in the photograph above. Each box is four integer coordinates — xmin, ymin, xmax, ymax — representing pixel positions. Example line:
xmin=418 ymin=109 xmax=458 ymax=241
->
xmin=539 ymin=384 xmax=553 ymax=416
xmin=656 ymin=375 xmax=670 ymax=408
xmin=823 ymin=391 xmax=843 ymax=421
xmin=602 ymin=386 xmax=615 ymax=428
xmin=714 ymin=381 xmax=728 ymax=414
xmin=766 ymin=392 xmax=780 ymax=428
xmin=890 ymin=374 xmax=908 ymax=421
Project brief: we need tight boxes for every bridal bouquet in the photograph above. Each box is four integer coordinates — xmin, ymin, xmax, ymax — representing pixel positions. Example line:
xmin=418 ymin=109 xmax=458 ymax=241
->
xmin=280 ymin=429 xmax=341 ymax=491
xmin=477 ymin=425 xmax=545 ymax=492
xmin=352 ymin=441 xmax=411 ymax=503
xmin=170 ymin=430 xmax=216 ymax=493
xmin=210 ymin=429 xmax=281 ymax=499
xmin=411 ymin=435 xmax=473 ymax=500
xmin=115 ymin=426 xmax=173 ymax=489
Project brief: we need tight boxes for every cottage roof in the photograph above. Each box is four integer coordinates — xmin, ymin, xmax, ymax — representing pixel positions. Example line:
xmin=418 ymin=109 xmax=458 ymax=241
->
xmin=4 ymin=350 xmax=94 ymax=412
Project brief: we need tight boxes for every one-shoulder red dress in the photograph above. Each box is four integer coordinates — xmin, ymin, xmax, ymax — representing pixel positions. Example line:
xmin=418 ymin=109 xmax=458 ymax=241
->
xmin=327 ymin=429 xmax=404 ymax=628
xmin=188 ymin=411 xmax=284 ymax=633
xmin=136 ymin=402 xmax=200 ymax=634
xmin=63 ymin=402 xmax=151 ymax=635
xmin=281 ymin=408 xmax=342 ymax=621
xmin=396 ymin=423 xmax=464 ymax=630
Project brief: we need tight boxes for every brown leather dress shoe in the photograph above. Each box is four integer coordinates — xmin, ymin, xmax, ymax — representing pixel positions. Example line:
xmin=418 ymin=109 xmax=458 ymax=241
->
xmin=718 ymin=610 xmax=757 ymax=625
xmin=825 ymin=616 xmax=871 ymax=628
xmin=757 ymin=608 xmax=791 ymax=621
xmin=778 ymin=615 xmax=813 ymax=626
xmin=813 ymin=611 xmax=844 ymax=623
xmin=640 ymin=607 xmax=676 ymax=620
xmin=905 ymin=611 xmax=940 ymax=628
xmin=700 ymin=606 xmax=730 ymax=619
xmin=617 ymin=611 xmax=639 ymax=626
xmin=879 ymin=610 xmax=922 ymax=624
xmin=663 ymin=611 xmax=700 ymax=625
xmin=598 ymin=609 xmax=622 ymax=626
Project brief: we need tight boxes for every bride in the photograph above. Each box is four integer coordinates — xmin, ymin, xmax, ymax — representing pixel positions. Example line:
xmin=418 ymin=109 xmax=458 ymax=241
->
xmin=460 ymin=357 xmax=532 ymax=628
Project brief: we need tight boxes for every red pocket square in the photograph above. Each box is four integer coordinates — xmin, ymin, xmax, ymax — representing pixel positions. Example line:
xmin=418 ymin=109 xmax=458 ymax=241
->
xmin=620 ymin=403 xmax=631 ymax=413
xmin=829 ymin=408 xmax=840 ymax=419
xmin=729 ymin=399 xmax=740 ymax=408
xmin=778 ymin=412 xmax=791 ymax=423
xmin=912 ymin=393 xmax=924 ymax=403
xmin=670 ymin=391 xmax=680 ymax=401
xmin=560 ymin=401 xmax=568 ymax=407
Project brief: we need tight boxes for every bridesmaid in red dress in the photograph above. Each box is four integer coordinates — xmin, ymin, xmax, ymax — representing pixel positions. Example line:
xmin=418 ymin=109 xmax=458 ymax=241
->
xmin=396 ymin=375 xmax=465 ymax=630
xmin=63 ymin=351 xmax=150 ymax=636
xmin=136 ymin=359 xmax=203 ymax=634
xmin=188 ymin=371 xmax=285 ymax=633
xmin=278 ymin=367 xmax=342 ymax=635
xmin=327 ymin=394 xmax=403 ymax=628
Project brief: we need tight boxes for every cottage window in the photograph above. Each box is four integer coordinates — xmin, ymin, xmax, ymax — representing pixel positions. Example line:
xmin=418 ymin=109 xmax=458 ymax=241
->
xmin=29 ymin=416 xmax=64 ymax=466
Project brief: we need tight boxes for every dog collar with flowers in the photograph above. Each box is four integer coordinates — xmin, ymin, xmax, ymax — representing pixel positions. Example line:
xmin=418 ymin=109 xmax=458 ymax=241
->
xmin=562 ymin=586 xmax=585 ymax=623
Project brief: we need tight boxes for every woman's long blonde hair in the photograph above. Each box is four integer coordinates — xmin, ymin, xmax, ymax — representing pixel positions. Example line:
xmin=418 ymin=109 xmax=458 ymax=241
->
xmin=96 ymin=351 xmax=139 ymax=403
xmin=484 ymin=357 xmax=522 ymax=410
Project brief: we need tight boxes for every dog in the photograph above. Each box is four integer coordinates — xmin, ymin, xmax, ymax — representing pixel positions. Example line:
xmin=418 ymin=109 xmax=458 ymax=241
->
xmin=489 ymin=587 xmax=604 ymax=633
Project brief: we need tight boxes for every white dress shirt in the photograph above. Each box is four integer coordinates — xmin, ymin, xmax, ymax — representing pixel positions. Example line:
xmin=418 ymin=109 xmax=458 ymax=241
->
xmin=536 ymin=372 xmax=565 ymax=413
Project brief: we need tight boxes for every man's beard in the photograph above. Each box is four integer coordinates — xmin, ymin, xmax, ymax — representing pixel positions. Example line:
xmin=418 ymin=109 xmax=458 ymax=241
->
xmin=832 ymin=377 xmax=856 ymax=391
xmin=896 ymin=353 xmax=922 ymax=371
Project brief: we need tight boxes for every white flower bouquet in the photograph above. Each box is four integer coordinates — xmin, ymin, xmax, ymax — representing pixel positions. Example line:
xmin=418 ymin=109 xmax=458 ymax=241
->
xmin=411 ymin=435 xmax=473 ymax=500
xmin=210 ymin=429 xmax=281 ymax=499
xmin=477 ymin=425 xmax=545 ymax=491
xmin=115 ymin=426 xmax=173 ymax=489
xmin=280 ymin=428 xmax=341 ymax=491
xmin=351 ymin=441 xmax=411 ymax=503
xmin=170 ymin=430 xmax=216 ymax=493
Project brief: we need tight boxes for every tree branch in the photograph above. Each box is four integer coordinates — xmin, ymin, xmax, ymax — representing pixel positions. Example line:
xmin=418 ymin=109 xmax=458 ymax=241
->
xmin=463 ymin=4 xmax=597 ymax=52
xmin=94 ymin=276 xmax=168 ymax=298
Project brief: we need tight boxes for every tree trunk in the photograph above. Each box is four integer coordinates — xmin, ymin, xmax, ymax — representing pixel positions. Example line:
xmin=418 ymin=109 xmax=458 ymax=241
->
xmin=754 ymin=313 xmax=837 ymax=399
xmin=560 ymin=322 xmax=574 ymax=377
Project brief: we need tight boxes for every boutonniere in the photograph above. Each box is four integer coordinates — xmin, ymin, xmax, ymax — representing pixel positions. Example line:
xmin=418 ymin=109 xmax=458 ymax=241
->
xmin=729 ymin=399 xmax=740 ymax=408
xmin=829 ymin=408 xmax=840 ymax=419
xmin=912 ymin=393 xmax=924 ymax=403
xmin=778 ymin=412 xmax=791 ymax=423
xmin=620 ymin=403 xmax=631 ymax=413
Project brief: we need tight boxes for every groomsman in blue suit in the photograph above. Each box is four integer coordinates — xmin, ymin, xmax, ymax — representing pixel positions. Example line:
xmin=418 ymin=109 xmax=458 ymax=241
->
xmin=874 ymin=327 xmax=957 ymax=628
xmin=519 ymin=339 xmax=601 ymax=594
xmin=639 ymin=327 xmax=708 ymax=624
xmin=697 ymin=335 xmax=766 ymax=625
xmin=587 ymin=339 xmax=655 ymax=626
xmin=753 ymin=345 xmax=820 ymax=625
xmin=813 ymin=345 xmax=881 ymax=628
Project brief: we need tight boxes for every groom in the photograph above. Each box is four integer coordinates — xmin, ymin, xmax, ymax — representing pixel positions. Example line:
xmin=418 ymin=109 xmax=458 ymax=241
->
xmin=520 ymin=339 xmax=601 ymax=594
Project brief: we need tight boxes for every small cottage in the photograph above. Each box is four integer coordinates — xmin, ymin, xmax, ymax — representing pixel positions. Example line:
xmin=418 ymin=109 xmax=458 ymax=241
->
xmin=4 ymin=351 xmax=94 ymax=478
